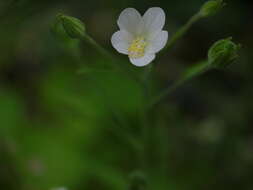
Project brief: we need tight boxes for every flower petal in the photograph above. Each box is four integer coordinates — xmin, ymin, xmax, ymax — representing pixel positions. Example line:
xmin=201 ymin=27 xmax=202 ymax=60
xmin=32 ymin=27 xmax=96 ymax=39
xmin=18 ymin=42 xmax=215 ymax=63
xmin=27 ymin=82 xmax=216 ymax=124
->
xmin=143 ymin=7 xmax=166 ymax=34
xmin=117 ymin=8 xmax=143 ymax=35
xmin=111 ymin=30 xmax=133 ymax=54
xmin=147 ymin=30 xmax=168 ymax=53
xmin=129 ymin=53 xmax=155 ymax=67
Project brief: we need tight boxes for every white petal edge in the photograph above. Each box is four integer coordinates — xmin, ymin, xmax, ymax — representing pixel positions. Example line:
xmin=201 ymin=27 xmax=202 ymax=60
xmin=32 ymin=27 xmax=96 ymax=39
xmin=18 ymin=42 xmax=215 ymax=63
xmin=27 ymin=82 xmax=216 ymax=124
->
xmin=129 ymin=54 xmax=155 ymax=67
xmin=111 ymin=30 xmax=133 ymax=54
xmin=117 ymin=8 xmax=143 ymax=35
xmin=147 ymin=30 xmax=168 ymax=53
xmin=143 ymin=7 xmax=166 ymax=34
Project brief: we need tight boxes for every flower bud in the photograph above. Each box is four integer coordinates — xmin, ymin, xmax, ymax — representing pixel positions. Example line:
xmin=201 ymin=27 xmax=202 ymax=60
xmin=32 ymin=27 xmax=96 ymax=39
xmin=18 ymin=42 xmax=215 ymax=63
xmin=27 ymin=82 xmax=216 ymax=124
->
xmin=208 ymin=37 xmax=240 ymax=69
xmin=199 ymin=0 xmax=225 ymax=17
xmin=57 ymin=14 xmax=86 ymax=39
xmin=128 ymin=171 xmax=147 ymax=190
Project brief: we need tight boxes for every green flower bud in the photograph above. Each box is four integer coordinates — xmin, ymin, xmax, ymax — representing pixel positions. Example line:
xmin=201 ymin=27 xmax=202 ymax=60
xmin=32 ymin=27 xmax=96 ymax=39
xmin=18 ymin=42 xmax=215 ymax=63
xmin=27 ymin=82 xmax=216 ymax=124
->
xmin=208 ymin=37 xmax=240 ymax=69
xmin=57 ymin=14 xmax=86 ymax=39
xmin=128 ymin=171 xmax=147 ymax=190
xmin=199 ymin=0 xmax=225 ymax=17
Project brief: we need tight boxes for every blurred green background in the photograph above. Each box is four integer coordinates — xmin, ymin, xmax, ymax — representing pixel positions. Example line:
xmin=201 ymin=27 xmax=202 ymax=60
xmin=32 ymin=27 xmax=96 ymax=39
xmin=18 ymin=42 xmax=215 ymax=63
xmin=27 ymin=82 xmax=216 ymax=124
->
xmin=0 ymin=0 xmax=252 ymax=190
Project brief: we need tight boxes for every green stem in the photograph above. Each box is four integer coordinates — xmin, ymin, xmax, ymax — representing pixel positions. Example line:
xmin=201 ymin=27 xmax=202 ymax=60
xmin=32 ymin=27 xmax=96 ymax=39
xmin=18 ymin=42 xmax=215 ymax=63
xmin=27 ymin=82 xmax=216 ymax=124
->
xmin=64 ymin=40 xmax=141 ymax=152
xmin=80 ymin=11 xmax=206 ymax=179
xmin=82 ymin=34 xmax=153 ymax=172
xmin=148 ymin=61 xmax=211 ymax=109
xmin=80 ymin=33 xmax=140 ymax=82
xmin=138 ymin=64 xmax=154 ymax=176
xmin=81 ymin=34 xmax=113 ymax=60
xmin=161 ymin=13 xmax=203 ymax=53
xmin=142 ymin=64 xmax=153 ymax=84
xmin=91 ymin=77 xmax=141 ymax=150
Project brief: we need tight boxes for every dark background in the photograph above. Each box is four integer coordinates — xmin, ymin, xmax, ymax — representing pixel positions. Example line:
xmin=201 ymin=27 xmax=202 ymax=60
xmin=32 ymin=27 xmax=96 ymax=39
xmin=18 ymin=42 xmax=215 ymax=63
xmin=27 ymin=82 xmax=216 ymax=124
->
xmin=0 ymin=0 xmax=253 ymax=189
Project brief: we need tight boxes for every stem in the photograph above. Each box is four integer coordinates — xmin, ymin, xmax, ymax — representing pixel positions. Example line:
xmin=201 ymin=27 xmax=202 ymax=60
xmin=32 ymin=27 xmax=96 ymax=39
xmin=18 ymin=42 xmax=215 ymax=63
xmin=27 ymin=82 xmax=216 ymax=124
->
xmin=80 ymin=33 xmax=140 ymax=82
xmin=81 ymin=34 xmax=113 ymax=60
xmin=148 ymin=61 xmax=211 ymax=109
xmin=64 ymin=40 xmax=141 ymax=152
xmin=161 ymin=13 xmax=203 ymax=54
xmin=91 ymin=77 xmax=140 ymax=149
xmin=138 ymin=64 xmax=154 ymax=176
xmin=139 ymin=106 xmax=150 ymax=171
xmin=142 ymin=64 xmax=153 ymax=84
xmin=139 ymin=63 xmax=211 ymax=182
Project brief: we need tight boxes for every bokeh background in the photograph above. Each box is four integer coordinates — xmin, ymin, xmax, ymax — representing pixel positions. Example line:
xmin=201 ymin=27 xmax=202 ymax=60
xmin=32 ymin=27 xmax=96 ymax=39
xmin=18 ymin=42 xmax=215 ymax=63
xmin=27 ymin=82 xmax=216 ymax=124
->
xmin=0 ymin=0 xmax=253 ymax=189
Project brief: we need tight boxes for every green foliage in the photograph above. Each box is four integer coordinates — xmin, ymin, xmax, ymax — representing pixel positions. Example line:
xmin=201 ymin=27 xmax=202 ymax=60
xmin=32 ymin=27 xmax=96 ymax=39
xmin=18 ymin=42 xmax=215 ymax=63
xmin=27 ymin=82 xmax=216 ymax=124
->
xmin=128 ymin=171 xmax=147 ymax=190
xmin=0 ymin=0 xmax=248 ymax=190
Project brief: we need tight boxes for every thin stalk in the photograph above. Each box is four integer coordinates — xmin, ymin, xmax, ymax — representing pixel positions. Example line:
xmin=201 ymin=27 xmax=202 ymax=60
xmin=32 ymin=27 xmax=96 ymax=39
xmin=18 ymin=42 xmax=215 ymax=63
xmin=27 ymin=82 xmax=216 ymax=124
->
xmin=161 ymin=13 xmax=203 ymax=54
xmin=80 ymin=33 xmax=140 ymax=82
xmin=138 ymin=64 xmax=154 ymax=176
xmin=142 ymin=64 xmax=153 ymax=84
xmin=81 ymin=34 xmax=113 ymax=60
xmin=67 ymin=43 xmax=141 ymax=151
xmin=148 ymin=61 xmax=211 ymax=109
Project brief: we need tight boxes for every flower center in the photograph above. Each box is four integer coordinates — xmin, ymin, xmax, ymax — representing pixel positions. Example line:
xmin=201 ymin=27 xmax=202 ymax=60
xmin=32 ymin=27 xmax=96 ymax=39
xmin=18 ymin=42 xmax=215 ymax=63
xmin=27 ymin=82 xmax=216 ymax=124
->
xmin=128 ymin=37 xmax=147 ymax=58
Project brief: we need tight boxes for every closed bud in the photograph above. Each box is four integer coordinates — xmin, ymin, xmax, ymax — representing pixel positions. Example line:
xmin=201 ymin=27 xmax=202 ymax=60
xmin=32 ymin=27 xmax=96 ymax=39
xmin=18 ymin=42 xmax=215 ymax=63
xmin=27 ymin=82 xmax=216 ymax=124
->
xmin=57 ymin=14 xmax=86 ymax=39
xmin=199 ymin=0 xmax=225 ymax=17
xmin=208 ymin=37 xmax=240 ymax=69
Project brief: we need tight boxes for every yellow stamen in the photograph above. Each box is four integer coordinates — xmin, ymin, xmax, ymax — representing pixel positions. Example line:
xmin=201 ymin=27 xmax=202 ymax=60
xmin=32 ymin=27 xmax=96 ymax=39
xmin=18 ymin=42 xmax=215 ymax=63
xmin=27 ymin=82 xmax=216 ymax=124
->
xmin=128 ymin=37 xmax=147 ymax=58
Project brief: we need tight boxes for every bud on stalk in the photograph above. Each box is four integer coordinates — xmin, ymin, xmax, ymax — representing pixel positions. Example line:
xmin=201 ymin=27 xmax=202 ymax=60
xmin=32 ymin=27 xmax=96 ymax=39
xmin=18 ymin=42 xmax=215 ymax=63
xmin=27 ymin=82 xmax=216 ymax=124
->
xmin=208 ymin=37 xmax=240 ymax=69
xmin=199 ymin=0 xmax=225 ymax=17
xmin=57 ymin=14 xmax=86 ymax=39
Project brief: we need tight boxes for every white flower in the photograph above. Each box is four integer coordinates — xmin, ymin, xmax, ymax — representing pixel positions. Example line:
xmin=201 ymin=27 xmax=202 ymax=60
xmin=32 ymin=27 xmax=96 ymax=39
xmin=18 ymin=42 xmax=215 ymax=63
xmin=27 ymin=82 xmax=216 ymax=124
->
xmin=111 ymin=7 xmax=168 ymax=67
